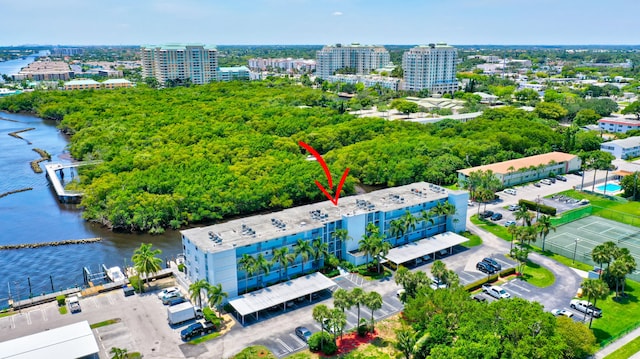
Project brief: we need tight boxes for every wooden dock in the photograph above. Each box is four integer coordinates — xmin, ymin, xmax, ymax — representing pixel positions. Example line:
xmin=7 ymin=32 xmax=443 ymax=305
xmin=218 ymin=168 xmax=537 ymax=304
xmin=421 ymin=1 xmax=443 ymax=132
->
xmin=44 ymin=161 xmax=102 ymax=203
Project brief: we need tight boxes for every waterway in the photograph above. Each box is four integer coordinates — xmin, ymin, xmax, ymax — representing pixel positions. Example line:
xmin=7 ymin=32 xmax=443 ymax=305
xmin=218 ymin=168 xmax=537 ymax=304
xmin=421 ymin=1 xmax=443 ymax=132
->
xmin=0 ymin=50 xmax=49 ymax=78
xmin=0 ymin=111 xmax=182 ymax=307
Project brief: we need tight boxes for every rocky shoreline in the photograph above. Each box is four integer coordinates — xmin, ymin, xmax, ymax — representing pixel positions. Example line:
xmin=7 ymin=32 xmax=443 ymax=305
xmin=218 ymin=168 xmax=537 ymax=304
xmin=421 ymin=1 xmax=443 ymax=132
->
xmin=0 ymin=237 xmax=102 ymax=250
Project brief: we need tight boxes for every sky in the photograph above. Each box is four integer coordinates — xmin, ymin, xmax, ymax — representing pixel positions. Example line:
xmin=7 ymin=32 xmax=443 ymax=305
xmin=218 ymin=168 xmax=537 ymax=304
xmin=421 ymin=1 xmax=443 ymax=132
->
xmin=1 ymin=0 xmax=639 ymax=46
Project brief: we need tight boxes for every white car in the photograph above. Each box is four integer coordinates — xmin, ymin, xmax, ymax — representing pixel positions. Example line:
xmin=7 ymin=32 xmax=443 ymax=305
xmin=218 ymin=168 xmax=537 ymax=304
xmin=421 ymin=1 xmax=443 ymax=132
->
xmin=504 ymin=188 xmax=517 ymax=195
xmin=157 ymin=286 xmax=180 ymax=299
xmin=551 ymin=308 xmax=574 ymax=318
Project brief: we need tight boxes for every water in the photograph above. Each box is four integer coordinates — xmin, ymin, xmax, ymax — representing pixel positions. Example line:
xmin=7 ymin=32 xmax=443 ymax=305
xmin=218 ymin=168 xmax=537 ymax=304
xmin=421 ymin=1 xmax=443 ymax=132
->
xmin=0 ymin=112 xmax=182 ymax=306
xmin=0 ymin=50 xmax=49 ymax=78
xmin=596 ymin=183 xmax=622 ymax=192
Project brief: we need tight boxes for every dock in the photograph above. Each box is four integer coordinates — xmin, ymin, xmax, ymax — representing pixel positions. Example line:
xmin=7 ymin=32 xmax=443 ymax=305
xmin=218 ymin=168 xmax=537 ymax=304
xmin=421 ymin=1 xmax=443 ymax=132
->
xmin=44 ymin=161 xmax=102 ymax=203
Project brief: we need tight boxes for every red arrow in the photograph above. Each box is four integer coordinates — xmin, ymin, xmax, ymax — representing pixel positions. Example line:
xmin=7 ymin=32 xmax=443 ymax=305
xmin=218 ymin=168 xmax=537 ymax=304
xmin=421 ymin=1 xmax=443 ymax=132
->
xmin=299 ymin=141 xmax=350 ymax=206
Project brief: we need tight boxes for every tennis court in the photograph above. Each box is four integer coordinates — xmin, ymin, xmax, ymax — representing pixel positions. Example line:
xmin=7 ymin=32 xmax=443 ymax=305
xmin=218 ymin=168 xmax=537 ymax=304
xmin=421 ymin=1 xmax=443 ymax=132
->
xmin=545 ymin=216 xmax=640 ymax=281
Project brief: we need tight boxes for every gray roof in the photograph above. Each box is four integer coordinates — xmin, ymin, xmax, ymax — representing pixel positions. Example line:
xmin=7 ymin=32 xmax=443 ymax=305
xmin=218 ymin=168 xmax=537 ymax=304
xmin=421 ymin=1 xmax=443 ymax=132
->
xmin=181 ymin=182 xmax=455 ymax=253
xmin=228 ymin=272 xmax=336 ymax=317
xmin=385 ymin=232 xmax=468 ymax=264
xmin=0 ymin=320 xmax=99 ymax=359
xmin=604 ymin=136 xmax=640 ymax=149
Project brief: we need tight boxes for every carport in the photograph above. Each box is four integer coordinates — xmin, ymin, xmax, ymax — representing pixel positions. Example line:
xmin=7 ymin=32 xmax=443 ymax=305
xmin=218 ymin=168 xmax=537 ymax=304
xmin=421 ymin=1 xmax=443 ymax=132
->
xmin=228 ymin=272 xmax=337 ymax=324
xmin=385 ymin=231 xmax=468 ymax=267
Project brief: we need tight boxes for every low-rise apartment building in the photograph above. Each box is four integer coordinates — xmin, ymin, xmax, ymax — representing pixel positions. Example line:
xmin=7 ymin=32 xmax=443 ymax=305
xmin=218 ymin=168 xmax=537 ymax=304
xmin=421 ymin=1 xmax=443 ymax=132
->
xmin=598 ymin=115 xmax=640 ymax=133
xmin=601 ymin=137 xmax=640 ymax=159
xmin=457 ymin=152 xmax=581 ymax=187
xmin=181 ymin=182 xmax=468 ymax=298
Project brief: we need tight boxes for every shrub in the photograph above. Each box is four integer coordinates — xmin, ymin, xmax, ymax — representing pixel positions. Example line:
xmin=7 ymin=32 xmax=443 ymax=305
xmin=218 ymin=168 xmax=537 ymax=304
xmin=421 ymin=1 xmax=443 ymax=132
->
xmin=463 ymin=267 xmax=516 ymax=292
xmin=519 ymin=199 xmax=557 ymax=216
xmin=177 ymin=263 xmax=185 ymax=272
xmin=129 ymin=276 xmax=143 ymax=293
xmin=203 ymin=307 xmax=217 ymax=322
xmin=308 ymin=331 xmax=336 ymax=354
xmin=357 ymin=322 xmax=371 ymax=336
xmin=56 ymin=295 xmax=66 ymax=307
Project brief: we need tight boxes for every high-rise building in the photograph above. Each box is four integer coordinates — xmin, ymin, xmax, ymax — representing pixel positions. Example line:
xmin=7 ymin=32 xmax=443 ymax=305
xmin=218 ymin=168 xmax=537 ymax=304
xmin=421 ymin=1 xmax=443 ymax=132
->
xmin=316 ymin=43 xmax=390 ymax=79
xmin=141 ymin=44 xmax=218 ymax=85
xmin=402 ymin=43 xmax=458 ymax=94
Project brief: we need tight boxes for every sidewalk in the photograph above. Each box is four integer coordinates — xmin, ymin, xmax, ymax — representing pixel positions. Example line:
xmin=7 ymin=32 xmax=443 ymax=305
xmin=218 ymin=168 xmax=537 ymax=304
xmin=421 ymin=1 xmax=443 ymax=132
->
xmin=594 ymin=326 xmax=640 ymax=359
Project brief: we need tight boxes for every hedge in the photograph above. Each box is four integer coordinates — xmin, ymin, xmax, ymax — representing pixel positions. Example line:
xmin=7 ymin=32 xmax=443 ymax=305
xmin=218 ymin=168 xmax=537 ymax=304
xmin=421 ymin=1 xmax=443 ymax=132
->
xmin=463 ymin=267 xmax=517 ymax=292
xmin=56 ymin=295 xmax=66 ymax=307
xmin=519 ymin=199 xmax=557 ymax=216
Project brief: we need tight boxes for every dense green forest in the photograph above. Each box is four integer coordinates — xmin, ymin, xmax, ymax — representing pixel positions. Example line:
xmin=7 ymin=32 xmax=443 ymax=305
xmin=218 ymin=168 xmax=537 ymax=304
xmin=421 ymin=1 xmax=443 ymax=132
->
xmin=1 ymin=82 xmax=571 ymax=233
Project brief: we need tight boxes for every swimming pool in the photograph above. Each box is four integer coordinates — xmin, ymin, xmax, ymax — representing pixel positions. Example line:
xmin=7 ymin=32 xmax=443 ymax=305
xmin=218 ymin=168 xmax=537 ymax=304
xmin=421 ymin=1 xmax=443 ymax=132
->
xmin=596 ymin=183 xmax=622 ymax=192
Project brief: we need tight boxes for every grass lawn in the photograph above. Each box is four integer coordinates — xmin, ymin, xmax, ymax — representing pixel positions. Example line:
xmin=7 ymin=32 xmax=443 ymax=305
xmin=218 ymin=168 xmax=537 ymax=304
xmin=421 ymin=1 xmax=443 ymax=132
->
xmin=519 ymin=260 xmax=555 ymax=288
xmin=188 ymin=331 xmax=221 ymax=344
xmin=461 ymin=231 xmax=483 ymax=248
xmin=470 ymin=215 xmax=513 ymax=240
xmin=604 ymin=335 xmax=640 ymax=359
xmin=90 ymin=318 xmax=121 ymax=329
xmin=231 ymin=345 xmax=277 ymax=359
xmin=591 ymin=280 xmax=640 ymax=346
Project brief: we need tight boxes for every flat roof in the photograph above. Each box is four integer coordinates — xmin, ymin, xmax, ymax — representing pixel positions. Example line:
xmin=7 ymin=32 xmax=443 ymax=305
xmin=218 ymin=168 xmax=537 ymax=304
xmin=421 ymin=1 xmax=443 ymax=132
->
xmin=219 ymin=66 xmax=250 ymax=72
xmin=457 ymin=152 xmax=578 ymax=176
xmin=182 ymin=182 xmax=456 ymax=253
xmin=598 ymin=116 xmax=640 ymax=126
xmin=0 ymin=320 xmax=99 ymax=359
xmin=102 ymin=78 xmax=132 ymax=84
xmin=228 ymin=272 xmax=336 ymax=317
xmin=64 ymin=79 xmax=100 ymax=86
xmin=603 ymin=136 xmax=640 ymax=149
xmin=385 ymin=232 xmax=468 ymax=264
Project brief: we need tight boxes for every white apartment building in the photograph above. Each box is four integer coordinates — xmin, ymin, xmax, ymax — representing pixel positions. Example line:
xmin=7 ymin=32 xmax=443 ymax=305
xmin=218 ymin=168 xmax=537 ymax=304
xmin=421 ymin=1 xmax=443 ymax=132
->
xmin=601 ymin=137 xmax=640 ymax=159
xmin=141 ymin=44 xmax=218 ymax=85
xmin=316 ymin=43 xmax=390 ymax=79
xmin=247 ymin=58 xmax=316 ymax=73
xmin=598 ymin=115 xmax=640 ymax=134
xmin=402 ymin=43 xmax=458 ymax=94
xmin=327 ymin=74 xmax=400 ymax=91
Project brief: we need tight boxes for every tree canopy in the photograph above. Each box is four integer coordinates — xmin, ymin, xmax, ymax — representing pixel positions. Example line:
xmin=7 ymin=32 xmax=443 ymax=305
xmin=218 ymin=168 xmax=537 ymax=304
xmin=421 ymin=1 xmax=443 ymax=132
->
xmin=1 ymin=83 xmax=567 ymax=232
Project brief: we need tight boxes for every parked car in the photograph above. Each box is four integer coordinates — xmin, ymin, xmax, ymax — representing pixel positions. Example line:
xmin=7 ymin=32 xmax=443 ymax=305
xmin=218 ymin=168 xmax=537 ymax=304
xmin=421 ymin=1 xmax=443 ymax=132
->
xmin=396 ymin=289 xmax=406 ymax=298
xmin=68 ymin=296 xmax=81 ymax=313
xmin=540 ymin=179 xmax=552 ymax=185
xmin=570 ymin=299 xmax=602 ymax=318
xmin=482 ymin=257 xmax=502 ymax=271
xmin=482 ymin=284 xmax=511 ymax=299
xmin=551 ymin=308 xmax=574 ymax=318
xmin=504 ymin=220 xmax=517 ymax=227
xmin=481 ymin=210 xmax=494 ymax=218
xmin=490 ymin=212 xmax=503 ymax=221
xmin=180 ymin=321 xmax=216 ymax=341
xmin=162 ymin=291 xmax=184 ymax=305
xmin=430 ymin=277 xmax=447 ymax=290
xmin=157 ymin=286 xmax=180 ymax=299
xmin=548 ymin=177 xmax=556 ymax=183
xmin=472 ymin=293 xmax=488 ymax=302
xmin=504 ymin=188 xmax=517 ymax=195
xmin=508 ymin=204 xmax=519 ymax=211
xmin=533 ymin=182 xmax=541 ymax=187
xmin=476 ymin=261 xmax=495 ymax=274
xmin=556 ymin=175 xmax=567 ymax=182
xmin=295 ymin=326 xmax=313 ymax=343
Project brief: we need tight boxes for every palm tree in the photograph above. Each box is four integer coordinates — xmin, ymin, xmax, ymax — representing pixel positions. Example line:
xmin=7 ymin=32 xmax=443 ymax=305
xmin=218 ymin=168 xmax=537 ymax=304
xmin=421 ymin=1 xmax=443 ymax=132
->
xmin=131 ymin=243 xmax=163 ymax=290
xmin=206 ymin=282 xmax=228 ymax=318
xmin=420 ymin=210 xmax=435 ymax=232
xmin=591 ymin=244 xmax=609 ymax=278
xmin=601 ymin=241 xmax=618 ymax=270
xmin=537 ymin=215 xmax=556 ymax=251
xmin=507 ymin=222 xmax=518 ymax=254
xmin=328 ymin=307 xmax=347 ymax=341
xmin=614 ymin=251 xmax=637 ymax=296
xmin=254 ymin=253 xmax=271 ymax=288
xmin=332 ymin=229 xmax=351 ymax=245
xmin=312 ymin=304 xmax=330 ymax=350
xmin=609 ymin=260 xmax=627 ymax=298
xmin=400 ymin=210 xmax=418 ymax=244
xmin=351 ymin=287 xmax=365 ymax=332
xmin=442 ymin=269 xmax=460 ymax=288
xmin=389 ymin=218 xmax=405 ymax=246
xmin=521 ymin=225 xmax=538 ymax=248
xmin=374 ymin=239 xmax=392 ymax=273
xmin=515 ymin=206 xmax=532 ymax=227
xmin=580 ymin=279 xmax=598 ymax=322
xmin=358 ymin=233 xmax=377 ymax=265
xmin=272 ymin=247 xmax=292 ymax=282
xmin=431 ymin=260 xmax=447 ymax=283
xmin=311 ymin=237 xmax=329 ymax=270
xmin=588 ymin=279 xmax=609 ymax=328
xmin=395 ymin=327 xmax=417 ymax=359
xmin=364 ymin=291 xmax=383 ymax=333
xmin=188 ymin=279 xmax=209 ymax=308
xmin=333 ymin=288 xmax=352 ymax=313
xmin=238 ymin=254 xmax=256 ymax=294
xmin=294 ymin=239 xmax=313 ymax=274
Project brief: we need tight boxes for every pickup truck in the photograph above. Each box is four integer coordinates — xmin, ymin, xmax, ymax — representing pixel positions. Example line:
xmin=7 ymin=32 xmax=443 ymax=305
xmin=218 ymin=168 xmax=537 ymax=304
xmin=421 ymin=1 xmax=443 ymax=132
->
xmin=482 ymin=284 xmax=511 ymax=299
xmin=180 ymin=320 xmax=216 ymax=341
xmin=570 ymin=299 xmax=602 ymax=318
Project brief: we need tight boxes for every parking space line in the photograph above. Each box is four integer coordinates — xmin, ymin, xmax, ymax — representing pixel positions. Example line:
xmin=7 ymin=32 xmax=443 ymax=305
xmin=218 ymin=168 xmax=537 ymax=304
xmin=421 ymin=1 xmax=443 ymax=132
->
xmin=42 ymin=308 xmax=47 ymax=321
xmin=26 ymin=312 xmax=31 ymax=325
xmin=10 ymin=315 xmax=15 ymax=329
xmin=91 ymin=297 xmax=99 ymax=308
xmin=289 ymin=333 xmax=306 ymax=348
xmin=107 ymin=293 xmax=116 ymax=305
xmin=275 ymin=338 xmax=293 ymax=352
xmin=507 ymin=282 xmax=531 ymax=292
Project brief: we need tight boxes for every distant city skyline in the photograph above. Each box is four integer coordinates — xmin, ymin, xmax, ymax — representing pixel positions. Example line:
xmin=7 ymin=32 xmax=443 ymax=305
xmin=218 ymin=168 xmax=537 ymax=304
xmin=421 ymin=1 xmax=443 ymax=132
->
xmin=1 ymin=0 xmax=639 ymax=46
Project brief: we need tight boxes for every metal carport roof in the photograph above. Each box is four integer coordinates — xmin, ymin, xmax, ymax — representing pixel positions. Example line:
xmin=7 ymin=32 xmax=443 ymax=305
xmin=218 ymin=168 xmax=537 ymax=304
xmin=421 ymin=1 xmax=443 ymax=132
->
xmin=228 ymin=272 xmax=337 ymax=323
xmin=385 ymin=231 xmax=468 ymax=265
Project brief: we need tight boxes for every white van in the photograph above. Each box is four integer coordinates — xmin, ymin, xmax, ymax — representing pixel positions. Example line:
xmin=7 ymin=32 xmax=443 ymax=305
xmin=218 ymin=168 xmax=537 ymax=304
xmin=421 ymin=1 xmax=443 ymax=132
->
xmin=504 ymin=188 xmax=516 ymax=195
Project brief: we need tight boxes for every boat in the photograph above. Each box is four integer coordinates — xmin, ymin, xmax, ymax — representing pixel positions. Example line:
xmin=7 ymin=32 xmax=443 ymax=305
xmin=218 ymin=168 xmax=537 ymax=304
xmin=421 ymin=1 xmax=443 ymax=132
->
xmin=106 ymin=266 xmax=125 ymax=283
